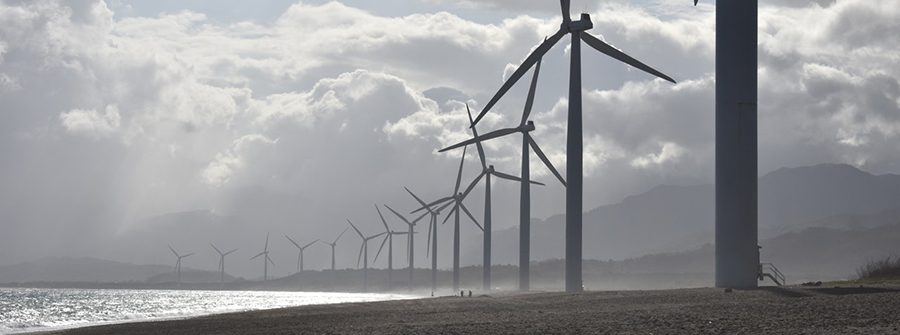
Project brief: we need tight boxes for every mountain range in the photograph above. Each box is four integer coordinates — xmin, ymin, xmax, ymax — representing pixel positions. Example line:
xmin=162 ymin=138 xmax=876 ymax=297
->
xmin=3 ymin=163 xmax=899 ymax=284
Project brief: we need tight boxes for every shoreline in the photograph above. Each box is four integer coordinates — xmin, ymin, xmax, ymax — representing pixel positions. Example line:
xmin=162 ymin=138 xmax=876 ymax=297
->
xmin=4 ymin=290 xmax=422 ymax=335
xmin=23 ymin=284 xmax=900 ymax=334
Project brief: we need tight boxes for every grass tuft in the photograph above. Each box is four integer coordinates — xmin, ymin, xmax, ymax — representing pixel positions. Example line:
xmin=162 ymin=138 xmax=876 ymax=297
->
xmin=856 ymin=255 xmax=900 ymax=281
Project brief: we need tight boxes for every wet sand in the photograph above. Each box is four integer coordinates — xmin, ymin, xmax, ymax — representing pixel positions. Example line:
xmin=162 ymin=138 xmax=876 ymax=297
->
xmin=33 ymin=285 xmax=900 ymax=334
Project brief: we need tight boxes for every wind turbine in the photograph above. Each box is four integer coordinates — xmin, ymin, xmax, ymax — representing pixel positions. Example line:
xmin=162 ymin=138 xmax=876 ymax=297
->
xmin=323 ymin=227 xmax=349 ymax=271
xmin=348 ymin=219 xmax=386 ymax=292
xmin=384 ymin=203 xmax=427 ymax=291
xmin=693 ymin=0 xmax=759 ymax=288
xmin=415 ymin=146 xmax=483 ymax=292
xmin=286 ymin=235 xmax=319 ymax=290
xmin=250 ymin=232 xmax=276 ymax=283
xmin=441 ymin=103 xmax=546 ymax=291
xmin=470 ymin=0 xmax=676 ymax=292
xmin=374 ymin=204 xmax=411 ymax=291
xmin=405 ymin=187 xmax=442 ymax=292
xmin=168 ymin=245 xmax=194 ymax=287
xmin=209 ymin=243 xmax=237 ymax=287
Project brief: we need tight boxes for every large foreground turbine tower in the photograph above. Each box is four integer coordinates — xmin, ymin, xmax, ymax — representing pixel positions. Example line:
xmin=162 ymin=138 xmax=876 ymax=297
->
xmin=694 ymin=0 xmax=759 ymax=288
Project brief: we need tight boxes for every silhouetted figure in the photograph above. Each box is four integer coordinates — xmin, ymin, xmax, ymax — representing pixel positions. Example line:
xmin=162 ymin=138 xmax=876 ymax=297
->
xmin=468 ymin=290 xmax=472 ymax=297
xmin=460 ymin=290 xmax=464 ymax=297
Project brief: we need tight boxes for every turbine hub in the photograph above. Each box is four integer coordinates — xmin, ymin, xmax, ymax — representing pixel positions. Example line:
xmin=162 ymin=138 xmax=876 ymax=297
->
xmin=566 ymin=13 xmax=593 ymax=32
xmin=523 ymin=121 xmax=536 ymax=132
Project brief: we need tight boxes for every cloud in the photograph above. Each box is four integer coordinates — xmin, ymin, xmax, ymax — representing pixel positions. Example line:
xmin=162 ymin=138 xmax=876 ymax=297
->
xmin=0 ymin=0 xmax=899 ymax=272
xmin=59 ymin=105 xmax=121 ymax=139
xmin=631 ymin=142 xmax=687 ymax=168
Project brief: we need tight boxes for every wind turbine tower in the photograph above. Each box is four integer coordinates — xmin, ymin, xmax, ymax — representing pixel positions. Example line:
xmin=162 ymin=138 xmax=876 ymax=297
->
xmin=348 ymin=219 xmax=386 ymax=292
xmin=250 ymin=232 xmax=275 ymax=283
xmin=694 ymin=0 xmax=759 ymax=288
xmin=209 ymin=243 xmax=237 ymax=287
xmin=406 ymin=187 xmax=441 ymax=293
xmin=442 ymin=73 xmax=561 ymax=292
xmin=168 ymin=245 xmax=194 ymax=288
xmin=286 ymin=235 xmax=319 ymax=289
xmin=375 ymin=204 xmax=410 ymax=291
xmin=324 ymin=227 xmax=349 ymax=271
xmin=384 ymin=203 xmax=427 ymax=291
xmin=471 ymin=0 xmax=675 ymax=292
xmin=416 ymin=146 xmax=482 ymax=292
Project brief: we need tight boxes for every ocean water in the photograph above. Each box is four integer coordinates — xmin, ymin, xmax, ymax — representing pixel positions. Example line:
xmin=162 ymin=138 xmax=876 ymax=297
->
xmin=0 ymin=288 xmax=415 ymax=334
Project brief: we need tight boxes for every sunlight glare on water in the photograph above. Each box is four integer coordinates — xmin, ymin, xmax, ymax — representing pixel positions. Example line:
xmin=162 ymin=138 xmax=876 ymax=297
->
xmin=0 ymin=288 xmax=414 ymax=334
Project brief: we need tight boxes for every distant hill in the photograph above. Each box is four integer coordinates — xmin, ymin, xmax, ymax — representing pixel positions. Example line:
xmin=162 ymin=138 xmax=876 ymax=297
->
xmin=0 ymin=256 xmax=241 ymax=284
xmin=463 ymin=164 xmax=900 ymax=265
xmin=0 ymin=257 xmax=172 ymax=283
xmin=588 ymin=218 xmax=900 ymax=284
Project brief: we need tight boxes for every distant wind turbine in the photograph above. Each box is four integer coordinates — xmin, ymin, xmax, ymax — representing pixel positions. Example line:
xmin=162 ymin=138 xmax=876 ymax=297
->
xmin=286 ymin=235 xmax=319 ymax=290
xmin=209 ymin=243 xmax=237 ymax=287
xmin=168 ymin=245 xmax=194 ymax=288
xmin=250 ymin=232 xmax=276 ymax=283
xmin=405 ymin=187 xmax=442 ymax=292
xmin=469 ymin=0 xmax=675 ymax=292
xmin=441 ymin=62 xmax=564 ymax=291
xmin=348 ymin=219 xmax=387 ymax=292
xmin=323 ymin=227 xmax=349 ymax=271
xmin=384 ymin=203 xmax=427 ymax=291
xmin=374 ymin=204 xmax=410 ymax=291
xmin=415 ymin=146 xmax=482 ymax=292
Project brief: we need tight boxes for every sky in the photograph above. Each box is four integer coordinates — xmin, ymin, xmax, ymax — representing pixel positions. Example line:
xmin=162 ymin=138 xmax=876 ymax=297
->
xmin=1 ymin=0 xmax=898 ymax=278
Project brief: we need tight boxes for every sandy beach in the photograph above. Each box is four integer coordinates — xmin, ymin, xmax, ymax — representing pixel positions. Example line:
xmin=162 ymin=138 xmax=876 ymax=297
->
xmin=27 ymin=284 xmax=900 ymax=334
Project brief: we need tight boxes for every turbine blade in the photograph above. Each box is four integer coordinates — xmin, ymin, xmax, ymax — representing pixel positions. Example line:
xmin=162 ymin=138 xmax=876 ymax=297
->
xmin=473 ymin=28 xmax=567 ymax=126
xmin=357 ymin=243 xmax=364 ymax=268
xmin=334 ymin=227 xmax=349 ymax=244
xmin=521 ymin=54 xmax=543 ymax=125
xmin=426 ymin=219 xmax=434 ymax=259
xmin=209 ymin=243 xmax=222 ymax=255
xmin=264 ymin=232 xmax=270 ymax=251
xmin=250 ymin=252 xmax=265 ymax=260
xmin=561 ymin=0 xmax=571 ymax=22
xmin=168 ymin=245 xmax=178 ymax=257
xmin=413 ymin=196 xmax=453 ymax=214
xmin=302 ymin=239 xmax=319 ymax=249
xmin=436 ymin=198 xmax=455 ymax=213
xmin=528 ymin=135 xmax=567 ymax=187
xmin=376 ymin=204 xmax=390 ymax=232
xmin=384 ymin=204 xmax=412 ymax=225
xmin=369 ymin=232 xmax=387 ymax=239
xmin=411 ymin=211 xmax=428 ymax=224
xmin=285 ymin=235 xmax=301 ymax=249
xmin=467 ymin=104 xmax=487 ymax=169
xmin=461 ymin=170 xmax=486 ymax=200
xmin=492 ymin=170 xmax=547 ymax=186
xmin=405 ymin=187 xmax=428 ymax=208
xmin=454 ymin=146 xmax=467 ymax=194
xmin=374 ymin=235 xmax=388 ymax=262
xmin=224 ymin=248 xmax=238 ymax=256
xmin=438 ymin=127 xmax=519 ymax=153
xmin=267 ymin=255 xmax=275 ymax=267
xmin=347 ymin=219 xmax=365 ymax=238
xmin=442 ymin=205 xmax=458 ymax=225
xmin=183 ymin=253 xmax=195 ymax=258
xmin=581 ymin=32 xmax=676 ymax=84
xmin=459 ymin=203 xmax=484 ymax=231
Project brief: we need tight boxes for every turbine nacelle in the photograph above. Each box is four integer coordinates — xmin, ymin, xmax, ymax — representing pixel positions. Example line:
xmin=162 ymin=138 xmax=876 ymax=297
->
xmin=564 ymin=13 xmax=593 ymax=32
xmin=521 ymin=121 xmax=536 ymax=132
